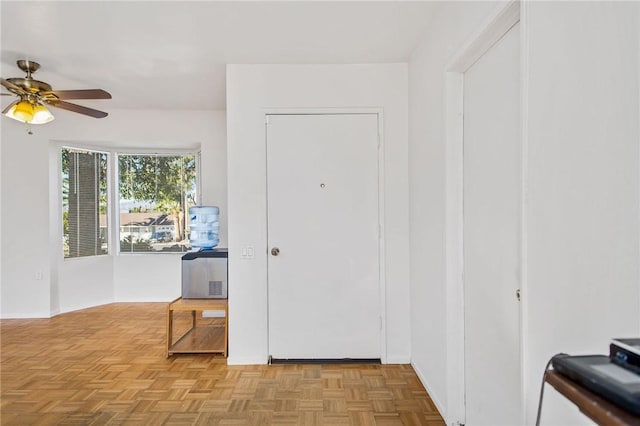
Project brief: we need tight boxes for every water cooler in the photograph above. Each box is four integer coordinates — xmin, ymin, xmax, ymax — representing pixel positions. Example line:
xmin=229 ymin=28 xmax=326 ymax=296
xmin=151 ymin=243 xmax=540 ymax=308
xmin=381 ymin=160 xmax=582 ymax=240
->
xmin=181 ymin=206 xmax=227 ymax=299
xmin=181 ymin=248 xmax=228 ymax=299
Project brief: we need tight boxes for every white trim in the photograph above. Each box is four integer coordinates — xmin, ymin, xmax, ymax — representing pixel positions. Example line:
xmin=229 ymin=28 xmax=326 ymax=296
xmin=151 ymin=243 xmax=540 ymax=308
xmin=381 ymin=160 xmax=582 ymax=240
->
xmin=263 ymin=108 xmax=388 ymax=363
xmin=111 ymin=148 xmax=200 ymax=156
xmin=55 ymin=300 xmax=114 ymax=316
xmin=444 ymin=71 xmax=465 ymax=426
xmin=386 ymin=355 xmax=410 ymax=364
xmin=49 ymin=139 xmax=201 ymax=154
xmin=113 ymin=297 xmax=175 ymax=303
xmin=227 ymin=356 xmax=269 ymax=366
xmin=109 ymin=148 xmax=118 ymax=257
xmin=444 ymin=1 xmax=522 ymax=425
xmin=447 ymin=0 xmax=521 ymax=73
xmin=196 ymin=151 xmax=203 ymax=206
xmin=519 ymin=2 xmax=531 ymax=423
xmin=49 ymin=141 xmax=64 ymax=316
xmin=376 ymin=111 xmax=387 ymax=365
xmin=263 ymin=107 xmax=382 ymax=116
xmin=1 ymin=311 xmax=53 ymax=319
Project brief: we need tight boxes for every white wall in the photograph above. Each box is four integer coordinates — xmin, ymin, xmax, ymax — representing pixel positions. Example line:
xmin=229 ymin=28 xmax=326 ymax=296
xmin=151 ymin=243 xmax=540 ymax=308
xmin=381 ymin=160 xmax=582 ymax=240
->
xmin=524 ymin=2 xmax=639 ymax=424
xmin=113 ymin=255 xmax=180 ymax=302
xmin=56 ymin=257 xmax=114 ymax=315
xmin=408 ymin=1 xmax=499 ymax=418
xmin=1 ymin=118 xmax=52 ymax=317
xmin=408 ymin=1 xmax=639 ymax=425
xmin=226 ymin=64 xmax=410 ymax=365
xmin=1 ymin=108 xmax=227 ymax=317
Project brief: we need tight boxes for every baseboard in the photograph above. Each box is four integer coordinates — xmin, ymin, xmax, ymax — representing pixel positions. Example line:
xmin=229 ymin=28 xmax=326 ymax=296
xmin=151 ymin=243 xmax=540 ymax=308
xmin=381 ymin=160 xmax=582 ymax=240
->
xmin=385 ymin=355 xmax=411 ymax=364
xmin=411 ymin=361 xmax=448 ymax=424
xmin=1 ymin=299 xmax=165 ymax=319
xmin=227 ymin=356 xmax=269 ymax=365
xmin=271 ymin=358 xmax=381 ymax=365
xmin=113 ymin=297 xmax=175 ymax=303
xmin=57 ymin=299 xmax=114 ymax=316
xmin=0 ymin=311 xmax=52 ymax=319
xmin=202 ymin=310 xmax=226 ymax=318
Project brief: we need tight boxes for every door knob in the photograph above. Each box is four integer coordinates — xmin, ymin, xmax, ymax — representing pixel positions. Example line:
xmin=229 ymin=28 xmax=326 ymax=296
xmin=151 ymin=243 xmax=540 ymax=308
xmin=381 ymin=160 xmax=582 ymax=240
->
xmin=271 ymin=247 xmax=280 ymax=256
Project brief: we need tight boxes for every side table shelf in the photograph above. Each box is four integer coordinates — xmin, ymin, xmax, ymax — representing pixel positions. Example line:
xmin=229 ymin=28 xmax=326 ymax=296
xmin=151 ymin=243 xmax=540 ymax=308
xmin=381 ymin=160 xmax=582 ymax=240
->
xmin=166 ymin=297 xmax=228 ymax=357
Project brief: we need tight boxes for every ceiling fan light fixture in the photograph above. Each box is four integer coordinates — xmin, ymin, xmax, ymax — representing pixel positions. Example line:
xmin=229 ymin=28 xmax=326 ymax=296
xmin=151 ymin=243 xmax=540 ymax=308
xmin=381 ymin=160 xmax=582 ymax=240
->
xmin=31 ymin=104 xmax=55 ymax=124
xmin=7 ymin=100 xmax=34 ymax=122
xmin=5 ymin=100 xmax=54 ymax=124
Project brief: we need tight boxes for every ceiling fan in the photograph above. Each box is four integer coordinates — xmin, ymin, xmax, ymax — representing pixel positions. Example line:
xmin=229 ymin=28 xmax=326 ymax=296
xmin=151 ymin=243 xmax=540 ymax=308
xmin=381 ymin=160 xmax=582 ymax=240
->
xmin=1 ymin=59 xmax=111 ymax=125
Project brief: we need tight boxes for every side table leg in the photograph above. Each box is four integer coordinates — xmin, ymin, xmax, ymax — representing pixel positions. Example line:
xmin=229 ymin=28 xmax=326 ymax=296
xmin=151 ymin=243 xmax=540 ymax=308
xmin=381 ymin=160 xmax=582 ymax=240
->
xmin=167 ymin=307 xmax=173 ymax=357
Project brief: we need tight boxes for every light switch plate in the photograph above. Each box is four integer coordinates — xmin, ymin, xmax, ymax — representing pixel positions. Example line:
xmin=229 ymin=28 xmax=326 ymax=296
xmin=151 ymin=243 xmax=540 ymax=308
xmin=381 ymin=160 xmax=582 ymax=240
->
xmin=240 ymin=245 xmax=255 ymax=259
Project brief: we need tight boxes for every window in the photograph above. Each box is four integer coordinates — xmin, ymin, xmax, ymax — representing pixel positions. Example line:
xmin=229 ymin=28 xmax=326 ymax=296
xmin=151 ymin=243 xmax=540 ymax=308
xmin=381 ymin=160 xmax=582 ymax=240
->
xmin=62 ymin=148 xmax=109 ymax=258
xmin=118 ymin=153 xmax=197 ymax=253
xmin=60 ymin=147 xmax=199 ymax=258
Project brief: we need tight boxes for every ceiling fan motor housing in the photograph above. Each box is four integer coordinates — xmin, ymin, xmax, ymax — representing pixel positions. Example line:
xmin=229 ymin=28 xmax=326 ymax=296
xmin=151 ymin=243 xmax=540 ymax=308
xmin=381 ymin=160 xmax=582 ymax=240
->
xmin=6 ymin=78 xmax=52 ymax=95
xmin=16 ymin=59 xmax=40 ymax=74
xmin=7 ymin=60 xmax=52 ymax=94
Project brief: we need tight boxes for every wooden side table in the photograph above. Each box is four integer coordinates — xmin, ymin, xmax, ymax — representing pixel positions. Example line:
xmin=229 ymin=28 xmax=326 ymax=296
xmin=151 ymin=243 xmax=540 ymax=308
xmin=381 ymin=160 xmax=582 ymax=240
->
xmin=545 ymin=370 xmax=640 ymax=425
xmin=166 ymin=297 xmax=228 ymax=357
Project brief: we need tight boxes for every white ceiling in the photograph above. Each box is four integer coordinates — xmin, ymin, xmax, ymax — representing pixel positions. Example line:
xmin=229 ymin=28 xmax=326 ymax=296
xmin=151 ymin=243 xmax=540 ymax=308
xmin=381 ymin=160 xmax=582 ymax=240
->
xmin=1 ymin=1 xmax=438 ymax=111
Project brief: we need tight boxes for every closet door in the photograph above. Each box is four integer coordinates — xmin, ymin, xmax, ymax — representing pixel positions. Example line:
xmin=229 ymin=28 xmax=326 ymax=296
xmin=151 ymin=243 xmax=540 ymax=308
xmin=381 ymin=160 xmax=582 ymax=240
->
xmin=463 ymin=22 xmax=522 ymax=424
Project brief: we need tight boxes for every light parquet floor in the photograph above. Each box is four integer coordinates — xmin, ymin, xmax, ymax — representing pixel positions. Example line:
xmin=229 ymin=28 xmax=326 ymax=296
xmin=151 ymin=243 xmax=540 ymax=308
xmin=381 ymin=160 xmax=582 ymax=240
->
xmin=1 ymin=303 xmax=444 ymax=426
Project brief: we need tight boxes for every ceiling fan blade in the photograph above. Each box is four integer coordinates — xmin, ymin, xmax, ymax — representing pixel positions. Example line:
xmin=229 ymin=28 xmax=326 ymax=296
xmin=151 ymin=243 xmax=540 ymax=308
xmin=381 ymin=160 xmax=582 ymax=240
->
xmin=2 ymin=100 xmax=18 ymax=114
xmin=1 ymin=78 xmax=24 ymax=94
xmin=49 ymin=100 xmax=108 ymax=118
xmin=43 ymin=89 xmax=111 ymax=100
xmin=1 ymin=93 xmax=13 ymax=96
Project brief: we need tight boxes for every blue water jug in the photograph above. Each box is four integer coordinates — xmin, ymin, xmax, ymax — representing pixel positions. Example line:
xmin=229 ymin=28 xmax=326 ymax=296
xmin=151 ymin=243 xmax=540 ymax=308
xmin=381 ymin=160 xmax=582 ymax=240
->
xmin=189 ymin=206 xmax=219 ymax=249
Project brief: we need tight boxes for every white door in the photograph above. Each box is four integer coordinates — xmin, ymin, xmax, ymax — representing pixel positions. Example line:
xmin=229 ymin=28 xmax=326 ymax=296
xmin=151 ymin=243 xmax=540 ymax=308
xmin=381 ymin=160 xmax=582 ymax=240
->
xmin=463 ymin=23 xmax=521 ymax=424
xmin=266 ymin=113 xmax=381 ymax=360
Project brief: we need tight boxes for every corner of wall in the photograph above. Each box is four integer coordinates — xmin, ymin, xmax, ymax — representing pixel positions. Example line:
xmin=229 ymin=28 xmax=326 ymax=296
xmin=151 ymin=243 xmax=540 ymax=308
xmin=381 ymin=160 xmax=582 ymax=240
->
xmin=411 ymin=360 xmax=448 ymax=423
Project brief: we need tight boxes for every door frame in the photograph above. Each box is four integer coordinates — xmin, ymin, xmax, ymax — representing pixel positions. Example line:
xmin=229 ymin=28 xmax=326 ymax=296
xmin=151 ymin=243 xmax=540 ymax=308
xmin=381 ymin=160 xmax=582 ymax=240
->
xmin=444 ymin=1 xmax=527 ymax=424
xmin=263 ymin=107 xmax=388 ymax=363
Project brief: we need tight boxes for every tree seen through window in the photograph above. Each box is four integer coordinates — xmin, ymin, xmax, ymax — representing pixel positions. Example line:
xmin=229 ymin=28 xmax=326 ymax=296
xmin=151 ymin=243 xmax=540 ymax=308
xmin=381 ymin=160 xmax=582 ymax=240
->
xmin=118 ymin=154 xmax=197 ymax=253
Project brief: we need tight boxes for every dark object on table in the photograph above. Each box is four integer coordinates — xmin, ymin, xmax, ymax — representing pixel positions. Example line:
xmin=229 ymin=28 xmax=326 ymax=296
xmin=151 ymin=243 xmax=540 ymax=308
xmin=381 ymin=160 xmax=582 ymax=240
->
xmin=551 ymin=354 xmax=640 ymax=416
